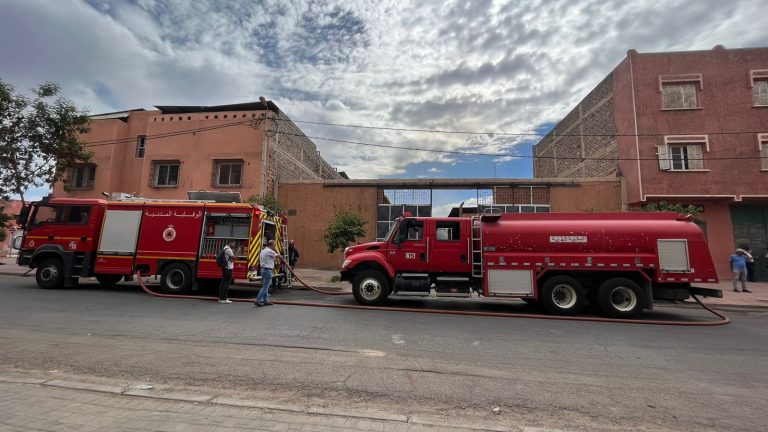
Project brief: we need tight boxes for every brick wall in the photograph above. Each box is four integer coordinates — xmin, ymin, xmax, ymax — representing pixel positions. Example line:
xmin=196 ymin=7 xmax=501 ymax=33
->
xmin=534 ymin=73 xmax=619 ymax=178
xmin=267 ymin=112 xmax=342 ymax=195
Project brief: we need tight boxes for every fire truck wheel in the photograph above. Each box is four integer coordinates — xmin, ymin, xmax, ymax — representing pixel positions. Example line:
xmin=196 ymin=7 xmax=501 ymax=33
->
xmin=540 ymin=275 xmax=585 ymax=315
xmin=352 ymin=270 xmax=390 ymax=306
xmin=598 ymin=278 xmax=645 ymax=318
xmin=160 ymin=263 xmax=193 ymax=295
xmin=96 ymin=275 xmax=122 ymax=286
xmin=36 ymin=258 xmax=65 ymax=289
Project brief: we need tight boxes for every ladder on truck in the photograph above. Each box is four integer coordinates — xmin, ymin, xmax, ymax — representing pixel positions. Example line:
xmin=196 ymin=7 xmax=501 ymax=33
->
xmin=471 ymin=208 xmax=502 ymax=278
xmin=471 ymin=216 xmax=483 ymax=277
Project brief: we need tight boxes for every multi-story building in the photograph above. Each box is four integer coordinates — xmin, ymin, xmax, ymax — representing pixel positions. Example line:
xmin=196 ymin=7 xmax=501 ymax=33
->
xmin=54 ymin=101 xmax=343 ymax=201
xmin=533 ymin=46 xmax=768 ymax=280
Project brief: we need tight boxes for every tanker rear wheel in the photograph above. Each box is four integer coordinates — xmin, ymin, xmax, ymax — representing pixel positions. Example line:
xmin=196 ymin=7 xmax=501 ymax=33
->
xmin=540 ymin=275 xmax=585 ymax=316
xmin=598 ymin=278 xmax=645 ymax=318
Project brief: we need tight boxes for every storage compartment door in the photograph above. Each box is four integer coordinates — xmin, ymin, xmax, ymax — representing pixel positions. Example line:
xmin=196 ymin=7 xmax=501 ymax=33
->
xmin=488 ymin=269 xmax=534 ymax=295
xmin=657 ymin=239 xmax=690 ymax=272
xmin=95 ymin=209 xmax=142 ymax=274
xmin=98 ymin=210 xmax=142 ymax=254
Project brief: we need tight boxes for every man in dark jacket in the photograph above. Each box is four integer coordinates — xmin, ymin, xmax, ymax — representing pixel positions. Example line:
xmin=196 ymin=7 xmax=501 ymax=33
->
xmin=288 ymin=240 xmax=300 ymax=278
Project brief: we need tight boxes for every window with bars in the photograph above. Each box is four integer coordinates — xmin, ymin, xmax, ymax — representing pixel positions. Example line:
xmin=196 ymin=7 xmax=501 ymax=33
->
xmin=754 ymin=80 xmax=768 ymax=106
xmin=656 ymin=144 xmax=704 ymax=170
xmin=153 ymin=161 xmax=180 ymax=187
xmin=136 ymin=136 xmax=146 ymax=158
xmin=662 ymin=83 xmax=698 ymax=109
xmin=66 ymin=164 xmax=96 ymax=189
xmin=214 ymin=160 xmax=243 ymax=187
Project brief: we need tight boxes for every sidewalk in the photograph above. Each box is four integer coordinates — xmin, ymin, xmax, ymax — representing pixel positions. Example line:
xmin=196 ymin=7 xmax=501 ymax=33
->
xmin=2 ymin=256 xmax=767 ymax=308
xmin=0 ymin=370 xmax=524 ymax=432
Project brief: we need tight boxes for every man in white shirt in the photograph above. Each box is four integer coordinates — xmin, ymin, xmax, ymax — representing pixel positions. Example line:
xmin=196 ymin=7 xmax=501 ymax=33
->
xmin=218 ymin=240 xmax=236 ymax=304
xmin=255 ymin=240 xmax=286 ymax=306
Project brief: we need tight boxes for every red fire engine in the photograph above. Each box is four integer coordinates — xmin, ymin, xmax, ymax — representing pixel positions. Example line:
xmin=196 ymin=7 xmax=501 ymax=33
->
xmin=340 ymin=212 xmax=722 ymax=318
xmin=15 ymin=196 xmax=289 ymax=293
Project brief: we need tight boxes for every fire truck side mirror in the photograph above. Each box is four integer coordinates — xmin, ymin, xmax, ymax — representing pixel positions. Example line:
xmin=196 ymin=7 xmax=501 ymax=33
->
xmin=12 ymin=235 xmax=22 ymax=250
xmin=17 ymin=206 xmax=31 ymax=228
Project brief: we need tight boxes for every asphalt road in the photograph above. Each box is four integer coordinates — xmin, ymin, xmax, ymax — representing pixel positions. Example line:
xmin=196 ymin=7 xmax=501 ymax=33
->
xmin=1 ymin=274 xmax=767 ymax=431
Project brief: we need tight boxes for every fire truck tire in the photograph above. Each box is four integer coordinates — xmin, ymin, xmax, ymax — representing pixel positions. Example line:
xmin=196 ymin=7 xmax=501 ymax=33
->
xmin=96 ymin=275 xmax=122 ymax=286
xmin=540 ymin=275 xmax=585 ymax=315
xmin=352 ymin=270 xmax=390 ymax=306
xmin=160 ymin=263 xmax=193 ymax=295
xmin=36 ymin=258 xmax=65 ymax=289
xmin=598 ymin=278 xmax=645 ymax=318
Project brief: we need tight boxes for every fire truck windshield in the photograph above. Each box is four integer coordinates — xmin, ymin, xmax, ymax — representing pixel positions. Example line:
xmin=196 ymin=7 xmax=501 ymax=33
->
xmin=384 ymin=219 xmax=400 ymax=242
xmin=29 ymin=205 xmax=91 ymax=226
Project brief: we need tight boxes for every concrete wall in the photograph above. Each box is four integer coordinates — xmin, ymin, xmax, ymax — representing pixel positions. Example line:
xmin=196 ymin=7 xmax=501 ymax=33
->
xmin=549 ymin=180 xmax=623 ymax=212
xmin=278 ymin=183 xmax=379 ymax=270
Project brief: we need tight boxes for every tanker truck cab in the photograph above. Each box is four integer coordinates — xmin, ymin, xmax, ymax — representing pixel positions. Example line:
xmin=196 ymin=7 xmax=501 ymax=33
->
xmin=341 ymin=216 xmax=475 ymax=305
xmin=341 ymin=212 xmax=722 ymax=318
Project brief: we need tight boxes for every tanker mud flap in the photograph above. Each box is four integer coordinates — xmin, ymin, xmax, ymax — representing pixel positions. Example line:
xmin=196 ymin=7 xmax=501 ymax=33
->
xmin=690 ymin=286 xmax=723 ymax=298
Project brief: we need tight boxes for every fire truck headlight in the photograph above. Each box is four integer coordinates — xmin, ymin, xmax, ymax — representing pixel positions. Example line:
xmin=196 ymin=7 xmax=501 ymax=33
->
xmin=342 ymin=259 xmax=351 ymax=269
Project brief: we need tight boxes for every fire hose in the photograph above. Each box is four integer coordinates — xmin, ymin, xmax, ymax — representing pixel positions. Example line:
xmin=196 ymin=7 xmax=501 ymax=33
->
xmin=135 ymin=271 xmax=730 ymax=326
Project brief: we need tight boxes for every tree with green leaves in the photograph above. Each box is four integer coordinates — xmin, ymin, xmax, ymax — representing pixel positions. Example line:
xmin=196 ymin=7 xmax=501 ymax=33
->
xmin=321 ymin=209 xmax=367 ymax=253
xmin=0 ymin=206 xmax=10 ymax=243
xmin=0 ymin=80 xmax=91 ymax=205
xmin=634 ymin=201 xmax=703 ymax=220
xmin=247 ymin=194 xmax=284 ymax=214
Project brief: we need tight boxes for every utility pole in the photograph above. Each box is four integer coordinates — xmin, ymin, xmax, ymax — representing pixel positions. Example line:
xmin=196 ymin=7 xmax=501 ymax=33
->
xmin=257 ymin=96 xmax=270 ymax=197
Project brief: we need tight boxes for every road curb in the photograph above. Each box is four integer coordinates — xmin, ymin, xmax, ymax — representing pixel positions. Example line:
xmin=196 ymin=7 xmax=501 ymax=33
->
xmin=0 ymin=373 xmax=514 ymax=431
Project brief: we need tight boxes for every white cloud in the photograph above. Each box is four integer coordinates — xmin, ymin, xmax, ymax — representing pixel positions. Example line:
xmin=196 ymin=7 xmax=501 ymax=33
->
xmin=1 ymin=0 xmax=767 ymax=181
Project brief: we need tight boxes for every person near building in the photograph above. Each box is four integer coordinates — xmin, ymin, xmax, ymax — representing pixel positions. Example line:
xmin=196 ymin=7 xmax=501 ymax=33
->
xmin=744 ymin=246 xmax=756 ymax=282
xmin=217 ymin=240 xmax=236 ymax=304
xmin=730 ymin=248 xmax=752 ymax=293
xmin=255 ymin=240 xmax=285 ymax=307
xmin=288 ymin=240 xmax=300 ymax=278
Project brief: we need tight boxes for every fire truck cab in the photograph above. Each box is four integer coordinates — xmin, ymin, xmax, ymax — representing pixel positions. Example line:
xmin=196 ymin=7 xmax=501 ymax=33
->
xmin=16 ymin=196 xmax=288 ymax=293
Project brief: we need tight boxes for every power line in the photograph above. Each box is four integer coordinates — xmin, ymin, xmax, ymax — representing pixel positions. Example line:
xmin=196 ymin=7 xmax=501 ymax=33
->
xmin=77 ymin=116 xmax=768 ymax=161
xmin=276 ymin=117 xmax=768 ymax=138
xmin=278 ymin=130 xmax=768 ymax=161
xmin=81 ymin=119 xmax=251 ymax=148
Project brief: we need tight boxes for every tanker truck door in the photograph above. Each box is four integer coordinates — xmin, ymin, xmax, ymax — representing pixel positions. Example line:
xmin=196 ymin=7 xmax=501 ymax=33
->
xmin=388 ymin=218 xmax=428 ymax=271
xmin=429 ymin=219 xmax=471 ymax=274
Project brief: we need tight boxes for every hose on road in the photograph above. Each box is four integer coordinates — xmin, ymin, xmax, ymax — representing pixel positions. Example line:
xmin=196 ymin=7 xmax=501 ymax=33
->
xmin=135 ymin=271 xmax=730 ymax=326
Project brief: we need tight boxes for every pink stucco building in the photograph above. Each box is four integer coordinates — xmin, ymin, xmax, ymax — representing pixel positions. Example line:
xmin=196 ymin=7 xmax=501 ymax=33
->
xmin=534 ymin=46 xmax=768 ymax=280
xmin=53 ymin=101 xmax=343 ymax=202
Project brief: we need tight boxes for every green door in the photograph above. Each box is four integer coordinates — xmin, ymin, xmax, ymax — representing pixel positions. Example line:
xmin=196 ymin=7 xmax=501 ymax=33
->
xmin=730 ymin=205 xmax=768 ymax=281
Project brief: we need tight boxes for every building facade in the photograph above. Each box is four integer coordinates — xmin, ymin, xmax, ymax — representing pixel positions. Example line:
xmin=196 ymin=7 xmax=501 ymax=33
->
xmin=534 ymin=46 xmax=768 ymax=280
xmin=53 ymin=101 xmax=343 ymax=201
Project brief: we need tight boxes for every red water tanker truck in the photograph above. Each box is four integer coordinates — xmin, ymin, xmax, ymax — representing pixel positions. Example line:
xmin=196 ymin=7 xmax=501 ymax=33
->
xmin=340 ymin=212 xmax=722 ymax=318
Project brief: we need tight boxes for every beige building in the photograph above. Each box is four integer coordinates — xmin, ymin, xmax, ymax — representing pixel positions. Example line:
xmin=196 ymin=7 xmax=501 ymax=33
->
xmin=53 ymin=101 xmax=343 ymax=200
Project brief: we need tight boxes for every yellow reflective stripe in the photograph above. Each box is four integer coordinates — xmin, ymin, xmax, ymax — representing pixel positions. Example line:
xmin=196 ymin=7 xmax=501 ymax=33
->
xmin=27 ymin=236 xmax=88 ymax=241
xmin=248 ymin=212 xmax=267 ymax=268
xmin=136 ymin=256 xmax=195 ymax=260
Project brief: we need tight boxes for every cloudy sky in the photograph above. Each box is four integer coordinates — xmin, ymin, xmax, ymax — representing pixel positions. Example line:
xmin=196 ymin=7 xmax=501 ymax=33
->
xmin=2 ymin=0 xmax=767 ymax=212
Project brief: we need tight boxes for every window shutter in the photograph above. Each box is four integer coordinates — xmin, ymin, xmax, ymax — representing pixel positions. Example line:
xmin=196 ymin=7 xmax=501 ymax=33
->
xmin=688 ymin=145 xmax=703 ymax=169
xmin=755 ymin=81 xmax=768 ymax=106
xmin=656 ymin=144 xmax=671 ymax=170
xmin=761 ymin=143 xmax=768 ymax=170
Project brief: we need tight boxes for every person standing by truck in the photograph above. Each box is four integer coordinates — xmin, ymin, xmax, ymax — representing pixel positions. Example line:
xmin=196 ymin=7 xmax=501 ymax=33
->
xmin=730 ymin=248 xmax=752 ymax=293
xmin=217 ymin=240 xmax=236 ymax=304
xmin=288 ymin=240 xmax=300 ymax=279
xmin=255 ymin=240 xmax=285 ymax=306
